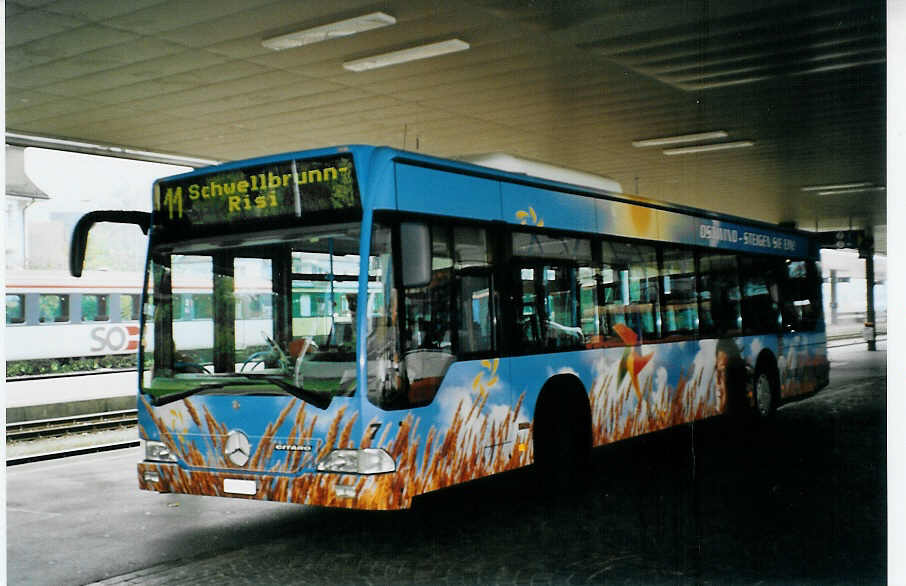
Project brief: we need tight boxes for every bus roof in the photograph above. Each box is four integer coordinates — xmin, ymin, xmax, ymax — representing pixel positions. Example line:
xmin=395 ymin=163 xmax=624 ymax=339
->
xmin=156 ymin=144 xmax=818 ymax=258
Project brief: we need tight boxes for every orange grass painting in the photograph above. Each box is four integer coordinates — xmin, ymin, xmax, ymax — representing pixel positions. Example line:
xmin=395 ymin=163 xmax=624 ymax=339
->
xmin=138 ymin=336 xmax=823 ymax=509
xmin=138 ymin=385 xmax=531 ymax=510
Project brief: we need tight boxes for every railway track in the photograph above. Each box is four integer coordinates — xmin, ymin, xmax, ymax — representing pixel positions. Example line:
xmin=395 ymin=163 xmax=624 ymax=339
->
xmin=7 ymin=409 xmax=138 ymax=441
xmin=7 ymin=410 xmax=139 ymax=466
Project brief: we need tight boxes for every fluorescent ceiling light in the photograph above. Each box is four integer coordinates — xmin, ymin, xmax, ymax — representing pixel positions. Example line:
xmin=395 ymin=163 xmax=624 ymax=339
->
xmin=817 ymin=186 xmax=885 ymax=196
xmin=801 ymin=182 xmax=873 ymax=192
xmin=632 ymin=131 xmax=728 ymax=148
xmin=794 ymin=58 xmax=887 ymax=76
xmin=663 ymin=141 xmax=754 ymax=155
xmin=343 ymin=39 xmax=470 ymax=72
xmin=262 ymin=12 xmax=396 ymax=50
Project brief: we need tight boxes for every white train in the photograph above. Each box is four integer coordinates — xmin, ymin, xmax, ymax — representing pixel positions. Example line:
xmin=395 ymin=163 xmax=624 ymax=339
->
xmin=6 ymin=270 xmax=144 ymax=361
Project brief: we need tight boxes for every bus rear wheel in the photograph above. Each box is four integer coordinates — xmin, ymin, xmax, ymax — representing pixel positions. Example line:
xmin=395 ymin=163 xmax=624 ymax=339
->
xmin=753 ymin=366 xmax=778 ymax=420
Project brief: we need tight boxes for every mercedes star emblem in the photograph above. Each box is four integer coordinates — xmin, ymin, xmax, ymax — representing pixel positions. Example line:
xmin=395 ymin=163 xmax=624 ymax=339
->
xmin=224 ymin=430 xmax=251 ymax=467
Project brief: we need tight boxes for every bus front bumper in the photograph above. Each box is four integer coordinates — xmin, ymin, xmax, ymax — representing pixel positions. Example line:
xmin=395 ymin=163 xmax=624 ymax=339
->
xmin=137 ymin=461 xmax=412 ymax=510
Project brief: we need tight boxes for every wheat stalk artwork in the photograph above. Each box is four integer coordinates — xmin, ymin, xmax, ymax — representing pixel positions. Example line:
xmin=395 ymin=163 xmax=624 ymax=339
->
xmin=138 ymin=334 xmax=820 ymax=509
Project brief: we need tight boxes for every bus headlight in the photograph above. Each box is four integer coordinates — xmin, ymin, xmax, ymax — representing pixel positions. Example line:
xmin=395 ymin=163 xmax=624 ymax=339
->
xmin=316 ymin=448 xmax=395 ymax=475
xmin=143 ymin=440 xmax=178 ymax=463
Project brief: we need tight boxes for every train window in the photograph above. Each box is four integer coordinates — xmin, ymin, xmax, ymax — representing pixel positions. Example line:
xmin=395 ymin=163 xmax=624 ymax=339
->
xmin=237 ymin=293 xmax=272 ymax=320
xmin=191 ymin=294 xmax=213 ymax=319
xmin=171 ymin=294 xmax=189 ymax=320
xmin=82 ymin=294 xmax=110 ymax=322
xmin=39 ymin=294 xmax=70 ymax=323
xmin=120 ymin=294 xmax=141 ymax=321
xmin=6 ymin=294 xmax=25 ymax=324
xmin=234 ymin=257 xmax=274 ymax=360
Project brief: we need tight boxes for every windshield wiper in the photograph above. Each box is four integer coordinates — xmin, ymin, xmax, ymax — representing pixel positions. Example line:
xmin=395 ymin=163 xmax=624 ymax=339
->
xmin=149 ymin=376 xmax=332 ymax=410
xmin=238 ymin=373 xmax=333 ymax=409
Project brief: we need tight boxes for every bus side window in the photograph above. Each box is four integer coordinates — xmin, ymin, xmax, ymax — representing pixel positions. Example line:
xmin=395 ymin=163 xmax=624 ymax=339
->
xmin=403 ymin=224 xmax=453 ymax=353
xmin=39 ymin=294 xmax=70 ymax=323
xmin=780 ymin=260 xmax=821 ymax=332
xmin=518 ymin=267 xmax=541 ymax=349
xmin=459 ymin=274 xmax=492 ymax=353
xmin=698 ymin=253 xmax=742 ymax=336
xmin=6 ymin=294 xmax=26 ymax=324
xmin=579 ymin=266 xmax=601 ymax=343
xmin=600 ymin=240 xmax=659 ymax=344
xmin=660 ymin=246 xmax=698 ymax=338
xmin=454 ymin=225 xmax=495 ymax=354
xmin=739 ymin=256 xmax=782 ymax=333
xmin=400 ymin=223 xmax=457 ymax=407
xmin=512 ymin=232 xmax=589 ymax=351
xmin=541 ymin=265 xmax=583 ymax=349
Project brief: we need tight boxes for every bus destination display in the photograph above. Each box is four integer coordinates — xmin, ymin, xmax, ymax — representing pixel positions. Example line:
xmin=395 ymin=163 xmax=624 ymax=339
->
xmin=154 ymin=154 xmax=359 ymax=229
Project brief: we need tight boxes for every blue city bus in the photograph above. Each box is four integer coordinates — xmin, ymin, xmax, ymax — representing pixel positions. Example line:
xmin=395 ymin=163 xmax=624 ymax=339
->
xmin=70 ymin=145 xmax=829 ymax=509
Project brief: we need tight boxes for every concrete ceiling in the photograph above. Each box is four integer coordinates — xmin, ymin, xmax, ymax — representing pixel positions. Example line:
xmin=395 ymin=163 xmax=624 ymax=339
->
xmin=6 ymin=0 xmax=887 ymax=252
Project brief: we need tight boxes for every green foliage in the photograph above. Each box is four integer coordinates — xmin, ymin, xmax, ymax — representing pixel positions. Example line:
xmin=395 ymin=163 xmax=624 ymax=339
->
xmin=6 ymin=354 xmax=138 ymax=378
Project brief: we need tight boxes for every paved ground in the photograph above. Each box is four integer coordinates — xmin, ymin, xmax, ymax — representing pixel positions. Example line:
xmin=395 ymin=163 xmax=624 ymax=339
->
xmin=8 ymin=344 xmax=886 ymax=585
xmin=6 ymin=371 xmax=136 ymax=422
xmin=6 ymin=372 xmax=136 ymax=408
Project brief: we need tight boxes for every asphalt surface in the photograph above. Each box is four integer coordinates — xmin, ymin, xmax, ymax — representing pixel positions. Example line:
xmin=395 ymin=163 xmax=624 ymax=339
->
xmin=7 ymin=344 xmax=886 ymax=585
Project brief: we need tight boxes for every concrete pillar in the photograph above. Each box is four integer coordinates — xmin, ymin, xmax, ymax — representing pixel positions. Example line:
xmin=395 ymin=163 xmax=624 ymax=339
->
xmin=830 ymin=269 xmax=838 ymax=325
xmin=865 ymin=252 xmax=876 ymax=351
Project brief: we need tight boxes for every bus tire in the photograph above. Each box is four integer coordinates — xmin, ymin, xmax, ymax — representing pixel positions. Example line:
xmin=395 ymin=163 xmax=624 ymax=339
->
xmin=533 ymin=378 xmax=592 ymax=498
xmin=753 ymin=360 xmax=779 ymax=420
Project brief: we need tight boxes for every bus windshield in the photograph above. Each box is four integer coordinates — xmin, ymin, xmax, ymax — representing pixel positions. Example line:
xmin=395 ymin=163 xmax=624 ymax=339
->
xmin=141 ymin=222 xmax=378 ymax=406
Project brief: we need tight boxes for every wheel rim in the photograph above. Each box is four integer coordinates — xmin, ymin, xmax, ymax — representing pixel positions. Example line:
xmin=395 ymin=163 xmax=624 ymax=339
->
xmin=755 ymin=373 xmax=773 ymax=417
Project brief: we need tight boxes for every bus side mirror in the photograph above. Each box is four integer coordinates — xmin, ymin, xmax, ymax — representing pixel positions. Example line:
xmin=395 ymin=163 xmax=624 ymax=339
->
xmin=400 ymin=222 xmax=431 ymax=288
xmin=69 ymin=210 xmax=151 ymax=277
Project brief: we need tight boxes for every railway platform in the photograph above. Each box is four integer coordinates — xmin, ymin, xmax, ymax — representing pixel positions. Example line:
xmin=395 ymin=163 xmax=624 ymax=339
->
xmin=5 ymin=371 xmax=136 ymax=423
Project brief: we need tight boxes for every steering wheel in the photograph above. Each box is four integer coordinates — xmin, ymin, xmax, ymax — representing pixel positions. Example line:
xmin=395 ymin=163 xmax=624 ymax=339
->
xmin=240 ymin=350 xmax=271 ymax=372
xmin=174 ymin=361 xmax=211 ymax=374
xmin=240 ymin=332 xmax=289 ymax=372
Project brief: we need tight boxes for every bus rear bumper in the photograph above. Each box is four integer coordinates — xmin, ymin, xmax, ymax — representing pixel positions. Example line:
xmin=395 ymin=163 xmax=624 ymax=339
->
xmin=137 ymin=462 xmax=413 ymax=510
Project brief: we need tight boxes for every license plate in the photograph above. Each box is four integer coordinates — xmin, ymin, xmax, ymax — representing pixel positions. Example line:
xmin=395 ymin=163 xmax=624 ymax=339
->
xmin=223 ymin=478 xmax=256 ymax=495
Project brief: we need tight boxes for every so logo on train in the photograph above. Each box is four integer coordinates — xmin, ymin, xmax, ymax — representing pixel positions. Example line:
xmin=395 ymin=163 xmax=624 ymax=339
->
xmin=89 ymin=324 xmax=140 ymax=353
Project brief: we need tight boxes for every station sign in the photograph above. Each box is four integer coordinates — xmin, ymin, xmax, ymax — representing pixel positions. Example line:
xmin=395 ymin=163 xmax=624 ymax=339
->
xmin=816 ymin=229 xmax=866 ymax=250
